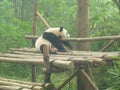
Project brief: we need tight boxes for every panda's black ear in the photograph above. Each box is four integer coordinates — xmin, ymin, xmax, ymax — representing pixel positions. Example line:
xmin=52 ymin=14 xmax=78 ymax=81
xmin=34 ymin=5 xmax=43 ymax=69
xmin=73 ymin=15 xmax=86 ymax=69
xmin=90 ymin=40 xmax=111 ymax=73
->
xmin=59 ymin=26 xmax=63 ymax=32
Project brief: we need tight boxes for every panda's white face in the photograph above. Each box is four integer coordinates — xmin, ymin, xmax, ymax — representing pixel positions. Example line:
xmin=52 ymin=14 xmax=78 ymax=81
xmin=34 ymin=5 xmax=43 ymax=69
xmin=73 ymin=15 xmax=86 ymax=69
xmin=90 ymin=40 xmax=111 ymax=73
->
xmin=62 ymin=29 xmax=70 ymax=38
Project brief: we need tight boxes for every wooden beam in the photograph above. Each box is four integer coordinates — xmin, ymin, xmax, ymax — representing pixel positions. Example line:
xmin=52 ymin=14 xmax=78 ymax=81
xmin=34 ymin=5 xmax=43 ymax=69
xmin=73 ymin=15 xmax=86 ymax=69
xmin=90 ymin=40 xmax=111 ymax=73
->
xmin=36 ymin=11 xmax=51 ymax=28
xmin=63 ymin=35 xmax=120 ymax=42
xmin=31 ymin=65 xmax=36 ymax=82
xmin=42 ymin=45 xmax=51 ymax=83
xmin=57 ymin=69 xmax=79 ymax=90
xmin=31 ymin=2 xmax=38 ymax=82
xmin=80 ymin=69 xmax=99 ymax=90
xmin=0 ymin=78 xmax=44 ymax=90
xmin=25 ymin=35 xmax=38 ymax=40
xmin=100 ymin=40 xmax=115 ymax=52
xmin=25 ymin=35 xmax=120 ymax=42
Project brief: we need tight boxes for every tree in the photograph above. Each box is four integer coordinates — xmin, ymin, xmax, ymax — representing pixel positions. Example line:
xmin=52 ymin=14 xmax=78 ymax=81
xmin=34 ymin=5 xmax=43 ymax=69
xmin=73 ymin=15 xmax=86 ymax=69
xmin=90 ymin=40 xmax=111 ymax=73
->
xmin=77 ymin=0 xmax=94 ymax=90
xmin=77 ymin=0 xmax=90 ymax=51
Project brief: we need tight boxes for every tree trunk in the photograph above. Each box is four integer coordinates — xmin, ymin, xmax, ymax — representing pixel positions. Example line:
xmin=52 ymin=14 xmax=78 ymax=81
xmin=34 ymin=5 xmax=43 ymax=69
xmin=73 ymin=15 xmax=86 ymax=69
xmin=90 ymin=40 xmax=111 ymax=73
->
xmin=77 ymin=0 xmax=94 ymax=90
xmin=77 ymin=0 xmax=90 ymax=51
xmin=13 ymin=0 xmax=18 ymax=18
xmin=21 ymin=0 xmax=24 ymax=21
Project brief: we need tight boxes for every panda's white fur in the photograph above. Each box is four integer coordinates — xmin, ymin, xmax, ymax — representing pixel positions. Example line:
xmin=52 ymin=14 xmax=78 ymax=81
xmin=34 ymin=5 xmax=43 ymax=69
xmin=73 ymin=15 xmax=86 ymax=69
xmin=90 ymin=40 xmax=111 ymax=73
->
xmin=35 ymin=27 xmax=70 ymax=53
xmin=45 ymin=28 xmax=70 ymax=38
xmin=35 ymin=35 xmax=52 ymax=52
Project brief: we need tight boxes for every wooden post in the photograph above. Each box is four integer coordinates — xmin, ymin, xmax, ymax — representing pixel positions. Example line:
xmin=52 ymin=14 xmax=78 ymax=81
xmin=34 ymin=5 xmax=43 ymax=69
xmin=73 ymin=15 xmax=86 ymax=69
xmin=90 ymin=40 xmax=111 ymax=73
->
xmin=77 ymin=65 xmax=96 ymax=90
xmin=36 ymin=11 xmax=51 ymax=28
xmin=32 ymin=1 xmax=38 ymax=47
xmin=100 ymin=40 xmax=115 ymax=52
xmin=31 ymin=65 xmax=36 ymax=82
xmin=80 ymin=69 xmax=99 ymax=90
xmin=42 ymin=45 xmax=52 ymax=83
xmin=31 ymin=1 xmax=38 ymax=82
xmin=57 ymin=69 xmax=79 ymax=90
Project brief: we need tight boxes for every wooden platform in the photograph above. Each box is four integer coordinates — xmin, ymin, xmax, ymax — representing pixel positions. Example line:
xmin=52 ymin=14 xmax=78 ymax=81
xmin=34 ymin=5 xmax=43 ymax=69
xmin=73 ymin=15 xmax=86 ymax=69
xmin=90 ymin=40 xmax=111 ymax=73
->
xmin=0 ymin=48 xmax=120 ymax=90
xmin=0 ymin=48 xmax=120 ymax=69
xmin=0 ymin=77 xmax=53 ymax=90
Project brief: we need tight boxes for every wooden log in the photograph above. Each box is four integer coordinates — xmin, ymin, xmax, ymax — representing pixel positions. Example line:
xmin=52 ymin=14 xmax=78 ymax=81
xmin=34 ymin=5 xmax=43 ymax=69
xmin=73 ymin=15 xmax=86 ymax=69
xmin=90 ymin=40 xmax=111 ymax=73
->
xmin=31 ymin=65 xmax=36 ymax=82
xmin=43 ymin=45 xmax=52 ymax=83
xmin=0 ymin=78 xmax=54 ymax=90
xmin=100 ymin=40 xmax=115 ymax=52
xmin=51 ymin=60 xmax=75 ymax=72
xmin=63 ymin=35 xmax=120 ymax=42
xmin=0 ymin=85 xmax=31 ymax=90
xmin=32 ymin=2 xmax=38 ymax=36
xmin=0 ymin=56 xmax=75 ymax=71
xmin=9 ymin=51 xmax=41 ymax=56
xmin=0 ymin=53 xmax=42 ymax=59
xmin=80 ymin=69 xmax=99 ymax=90
xmin=32 ymin=2 xmax=38 ymax=48
xmin=0 ymin=57 xmax=44 ymax=65
xmin=102 ymin=54 xmax=120 ymax=61
xmin=26 ymin=35 xmax=120 ymax=42
xmin=57 ymin=69 xmax=79 ymax=90
xmin=0 ymin=80 xmax=43 ymax=90
xmin=88 ymin=58 xmax=106 ymax=65
xmin=0 ymin=78 xmax=41 ymax=86
xmin=36 ymin=11 xmax=51 ymax=28
xmin=9 ymin=48 xmax=120 ymax=57
xmin=42 ymin=45 xmax=51 ymax=83
xmin=10 ymin=48 xmax=38 ymax=53
xmin=0 ymin=52 xmax=118 ymax=67
xmin=25 ymin=35 xmax=38 ymax=40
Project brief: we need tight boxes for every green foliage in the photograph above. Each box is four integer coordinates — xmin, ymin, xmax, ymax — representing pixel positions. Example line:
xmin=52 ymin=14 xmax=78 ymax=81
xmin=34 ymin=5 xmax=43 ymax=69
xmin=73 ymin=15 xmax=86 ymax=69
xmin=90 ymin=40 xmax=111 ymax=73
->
xmin=90 ymin=0 xmax=120 ymax=51
xmin=0 ymin=22 xmax=31 ymax=52
xmin=0 ymin=0 xmax=14 ymax=24
xmin=38 ymin=0 xmax=77 ymax=36
xmin=107 ymin=61 xmax=120 ymax=90
xmin=0 ymin=63 xmax=31 ymax=80
xmin=0 ymin=0 xmax=32 ymax=52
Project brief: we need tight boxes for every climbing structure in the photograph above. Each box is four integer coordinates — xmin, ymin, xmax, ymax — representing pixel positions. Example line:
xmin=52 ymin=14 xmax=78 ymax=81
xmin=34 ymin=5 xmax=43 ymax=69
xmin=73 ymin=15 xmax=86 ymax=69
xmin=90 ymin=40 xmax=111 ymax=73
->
xmin=0 ymin=47 xmax=120 ymax=90
xmin=0 ymin=1 xmax=120 ymax=90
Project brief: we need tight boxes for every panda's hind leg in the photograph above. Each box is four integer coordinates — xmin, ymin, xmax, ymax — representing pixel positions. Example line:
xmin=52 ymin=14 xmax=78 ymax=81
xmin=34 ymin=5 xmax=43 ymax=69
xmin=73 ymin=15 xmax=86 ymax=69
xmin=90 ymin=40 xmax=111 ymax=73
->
xmin=40 ymin=44 xmax=45 ymax=54
xmin=43 ymin=32 xmax=66 ymax=52
xmin=40 ymin=44 xmax=57 ymax=54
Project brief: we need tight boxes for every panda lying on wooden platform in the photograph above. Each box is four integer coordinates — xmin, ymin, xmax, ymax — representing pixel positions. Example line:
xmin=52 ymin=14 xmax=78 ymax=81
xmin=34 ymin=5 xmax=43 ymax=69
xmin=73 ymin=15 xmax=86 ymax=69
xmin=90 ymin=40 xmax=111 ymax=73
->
xmin=35 ymin=27 xmax=72 ymax=54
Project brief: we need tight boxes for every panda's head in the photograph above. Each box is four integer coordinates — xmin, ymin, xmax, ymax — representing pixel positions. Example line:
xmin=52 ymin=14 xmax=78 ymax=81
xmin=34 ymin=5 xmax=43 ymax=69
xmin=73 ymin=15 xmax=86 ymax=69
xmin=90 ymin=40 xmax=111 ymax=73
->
xmin=59 ymin=26 xmax=70 ymax=38
xmin=45 ymin=27 xmax=70 ymax=39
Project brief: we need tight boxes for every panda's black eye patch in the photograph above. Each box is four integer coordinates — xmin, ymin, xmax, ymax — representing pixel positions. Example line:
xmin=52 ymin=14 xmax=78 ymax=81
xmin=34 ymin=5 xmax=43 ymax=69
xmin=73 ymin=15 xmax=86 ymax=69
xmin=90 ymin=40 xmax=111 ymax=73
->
xmin=60 ymin=26 xmax=63 ymax=32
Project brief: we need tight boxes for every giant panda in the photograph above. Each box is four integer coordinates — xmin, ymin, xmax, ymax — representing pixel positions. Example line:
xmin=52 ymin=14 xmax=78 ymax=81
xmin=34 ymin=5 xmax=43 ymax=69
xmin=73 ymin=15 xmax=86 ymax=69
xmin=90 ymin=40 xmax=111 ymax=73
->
xmin=35 ymin=27 xmax=72 ymax=54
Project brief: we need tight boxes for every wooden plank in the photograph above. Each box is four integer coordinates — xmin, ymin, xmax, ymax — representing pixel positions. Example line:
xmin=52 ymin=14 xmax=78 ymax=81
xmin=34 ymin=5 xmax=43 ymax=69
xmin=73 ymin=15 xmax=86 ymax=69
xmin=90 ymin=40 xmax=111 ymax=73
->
xmin=36 ymin=11 xmax=51 ymax=28
xmin=0 ymin=57 xmax=43 ymax=65
xmin=25 ymin=35 xmax=120 ymax=42
xmin=63 ymin=35 xmax=120 ymax=42
xmin=0 ymin=56 xmax=75 ymax=71
xmin=0 ymin=78 xmax=44 ymax=90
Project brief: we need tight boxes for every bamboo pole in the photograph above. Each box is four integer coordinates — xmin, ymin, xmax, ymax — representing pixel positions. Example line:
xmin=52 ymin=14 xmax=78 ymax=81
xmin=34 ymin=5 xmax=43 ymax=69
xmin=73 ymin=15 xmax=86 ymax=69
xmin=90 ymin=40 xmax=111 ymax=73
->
xmin=80 ymin=69 xmax=99 ymax=90
xmin=0 ymin=78 xmax=42 ymax=86
xmin=36 ymin=11 xmax=51 ymax=28
xmin=42 ymin=45 xmax=52 ymax=83
xmin=0 ymin=56 xmax=76 ymax=71
xmin=0 ymin=85 xmax=31 ymax=90
xmin=63 ymin=35 xmax=120 ymax=42
xmin=57 ymin=69 xmax=79 ymax=90
xmin=0 ymin=80 xmax=43 ymax=90
xmin=25 ymin=35 xmax=38 ymax=40
xmin=25 ymin=35 xmax=120 ymax=42
xmin=100 ymin=40 xmax=115 ymax=52
xmin=31 ymin=1 xmax=38 ymax=82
